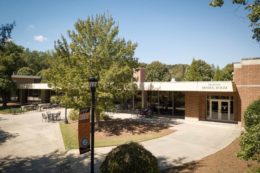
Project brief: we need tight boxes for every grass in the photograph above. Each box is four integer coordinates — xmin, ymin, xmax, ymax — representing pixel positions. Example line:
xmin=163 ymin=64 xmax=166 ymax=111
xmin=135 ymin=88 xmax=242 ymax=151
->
xmin=59 ymin=121 xmax=78 ymax=150
xmin=59 ymin=120 xmax=173 ymax=150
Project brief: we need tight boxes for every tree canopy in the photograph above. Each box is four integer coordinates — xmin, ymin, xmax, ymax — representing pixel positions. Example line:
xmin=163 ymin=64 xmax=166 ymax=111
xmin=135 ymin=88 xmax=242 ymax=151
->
xmin=145 ymin=61 xmax=171 ymax=81
xmin=184 ymin=59 xmax=214 ymax=81
xmin=0 ymin=23 xmax=25 ymax=107
xmin=168 ymin=64 xmax=189 ymax=81
xmin=0 ymin=42 xmax=24 ymax=107
xmin=46 ymin=14 xmax=138 ymax=119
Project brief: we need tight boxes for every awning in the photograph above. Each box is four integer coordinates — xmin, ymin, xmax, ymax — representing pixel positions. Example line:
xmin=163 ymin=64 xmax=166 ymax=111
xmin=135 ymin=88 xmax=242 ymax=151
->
xmin=136 ymin=81 xmax=235 ymax=92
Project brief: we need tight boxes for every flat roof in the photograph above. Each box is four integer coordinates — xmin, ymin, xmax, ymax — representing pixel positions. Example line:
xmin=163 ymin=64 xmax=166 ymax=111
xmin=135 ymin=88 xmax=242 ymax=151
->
xmin=17 ymin=83 xmax=52 ymax=90
xmin=136 ymin=81 xmax=235 ymax=92
xmin=11 ymin=75 xmax=41 ymax=79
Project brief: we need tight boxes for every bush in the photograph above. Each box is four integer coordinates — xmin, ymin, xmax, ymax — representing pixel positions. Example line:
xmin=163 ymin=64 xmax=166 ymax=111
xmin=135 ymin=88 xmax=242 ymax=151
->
xmin=100 ymin=111 xmax=111 ymax=121
xmin=238 ymin=99 xmax=260 ymax=162
xmin=8 ymin=108 xmax=24 ymax=115
xmin=100 ymin=142 xmax=159 ymax=173
xmin=244 ymin=100 xmax=260 ymax=129
xmin=69 ymin=109 xmax=79 ymax=121
xmin=238 ymin=124 xmax=260 ymax=162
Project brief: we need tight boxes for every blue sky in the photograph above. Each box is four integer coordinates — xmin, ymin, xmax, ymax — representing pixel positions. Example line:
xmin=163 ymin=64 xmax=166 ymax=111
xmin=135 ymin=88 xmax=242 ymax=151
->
xmin=1 ymin=0 xmax=259 ymax=67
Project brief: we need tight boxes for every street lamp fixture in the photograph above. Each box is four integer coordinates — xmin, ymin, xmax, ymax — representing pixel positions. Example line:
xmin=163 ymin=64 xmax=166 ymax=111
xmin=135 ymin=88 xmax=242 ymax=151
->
xmin=89 ymin=77 xmax=98 ymax=173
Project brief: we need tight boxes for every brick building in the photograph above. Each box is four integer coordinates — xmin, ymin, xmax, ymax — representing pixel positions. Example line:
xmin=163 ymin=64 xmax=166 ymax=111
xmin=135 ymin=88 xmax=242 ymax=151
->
xmin=134 ymin=58 xmax=260 ymax=126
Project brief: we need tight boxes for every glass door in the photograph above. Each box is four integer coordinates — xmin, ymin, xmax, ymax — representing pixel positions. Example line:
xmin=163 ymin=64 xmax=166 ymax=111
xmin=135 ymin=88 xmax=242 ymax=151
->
xmin=207 ymin=96 xmax=234 ymax=122
xmin=211 ymin=101 xmax=219 ymax=120
xmin=220 ymin=101 xmax=229 ymax=121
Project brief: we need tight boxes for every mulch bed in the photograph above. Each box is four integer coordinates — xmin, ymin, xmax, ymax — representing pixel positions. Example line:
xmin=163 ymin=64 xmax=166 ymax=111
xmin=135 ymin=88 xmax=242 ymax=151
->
xmin=71 ymin=119 xmax=173 ymax=142
xmin=163 ymin=138 xmax=259 ymax=173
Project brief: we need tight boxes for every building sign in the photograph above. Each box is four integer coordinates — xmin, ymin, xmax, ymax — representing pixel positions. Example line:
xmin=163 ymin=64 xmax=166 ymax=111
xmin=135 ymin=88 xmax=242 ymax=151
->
xmin=201 ymin=83 xmax=228 ymax=90
xmin=138 ymin=81 xmax=234 ymax=92
xmin=78 ymin=108 xmax=90 ymax=154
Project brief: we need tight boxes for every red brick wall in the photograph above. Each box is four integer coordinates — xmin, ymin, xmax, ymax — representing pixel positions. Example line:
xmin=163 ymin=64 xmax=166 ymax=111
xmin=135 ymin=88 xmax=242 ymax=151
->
xmin=185 ymin=92 xmax=201 ymax=119
xmin=236 ymin=87 xmax=260 ymax=124
xmin=133 ymin=68 xmax=145 ymax=82
xmin=233 ymin=61 xmax=260 ymax=125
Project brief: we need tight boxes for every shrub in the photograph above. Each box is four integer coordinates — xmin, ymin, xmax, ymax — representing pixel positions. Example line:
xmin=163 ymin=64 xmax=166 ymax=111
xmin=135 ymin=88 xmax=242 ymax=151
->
xmin=100 ymin=142 xmax=159 ymax=173
xmin=69 ymin=109 xmax=79 ymax=121
xmin=100 ymin=111 xmax=111 ymax=121
xmin=238 ymin=124 xmax=260 ymax=162
xmin=8 ymin=108 xmax=24 ymax=115
xmin=244 ymin=99 xmax=260 ymax=129
xmin=238 ymin=99 xmax=260 ymax=162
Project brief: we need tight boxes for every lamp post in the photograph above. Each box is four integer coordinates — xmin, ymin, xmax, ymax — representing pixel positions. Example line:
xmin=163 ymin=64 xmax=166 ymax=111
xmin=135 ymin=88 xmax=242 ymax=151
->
xmin=89 ymin=77 xmax=98 ymax=173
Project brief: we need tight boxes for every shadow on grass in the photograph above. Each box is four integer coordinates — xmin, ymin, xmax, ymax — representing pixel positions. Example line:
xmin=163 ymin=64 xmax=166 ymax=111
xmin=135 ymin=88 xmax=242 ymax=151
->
xmin=158 ymin=156 xmax=201 ymax=173
xmin=0 ymin=150 xmax=104 ymax=173
xmin=0 ymin=128 xmax=19 ymax=145
xmin=96 ymin=119 xmax=171 ymax=136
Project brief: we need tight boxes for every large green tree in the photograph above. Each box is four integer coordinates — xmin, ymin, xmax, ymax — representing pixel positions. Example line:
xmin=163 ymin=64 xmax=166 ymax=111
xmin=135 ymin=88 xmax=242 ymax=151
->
xmin=220 ymin=64 xmax=233 ymax=81
xmin=19 ymin=49 xmax=51 ymax=76
xmin=210 ymin=0 xmax=260 ymax=42
xmin=184 ymin=59 xmax=214 ymax=81
xmin=145 ymin=61 xmax=171 ymax=81
xmin=0 ymin=23 xmax=25 ymax=107
xmin=46 ymin=14 xmax=138 ymax=121
xmin=168 ymin=64 xmax=189 ymax=81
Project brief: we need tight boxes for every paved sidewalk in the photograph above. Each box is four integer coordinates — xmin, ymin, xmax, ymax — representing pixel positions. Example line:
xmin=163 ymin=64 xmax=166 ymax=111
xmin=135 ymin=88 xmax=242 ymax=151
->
xmin=66 ymin=119 xmax=241 ymax=172
xmin=0 ymin=108 xmax=65 ymax=158
xmin=0 ymin=111 xmax=241 ymax=173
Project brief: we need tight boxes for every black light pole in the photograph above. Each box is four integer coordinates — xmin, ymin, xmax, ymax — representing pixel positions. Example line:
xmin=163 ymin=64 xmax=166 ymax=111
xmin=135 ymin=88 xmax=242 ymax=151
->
xmin=89 ymin=77 xmax=98 ymax=173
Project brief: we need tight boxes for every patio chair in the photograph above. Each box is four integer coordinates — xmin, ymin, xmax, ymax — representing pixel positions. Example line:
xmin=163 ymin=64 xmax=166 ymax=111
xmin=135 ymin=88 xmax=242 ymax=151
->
xmin=55 ymin=111 xmax=61 ymax=121
xmin=42 ymin=113 xmax=47 ymax=122
xmin=46 ymin=111 xmax=53 ymax=122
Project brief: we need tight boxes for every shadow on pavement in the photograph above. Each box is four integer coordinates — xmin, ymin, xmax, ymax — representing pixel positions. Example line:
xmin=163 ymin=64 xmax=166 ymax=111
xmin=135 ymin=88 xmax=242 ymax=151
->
xmin=96 ymin=119 xmax=171 ymax=136
xmin=0 ymin=150 xmax=104 ymax=173
xmin=0 ymin=128 xmax=19 ymax=145
xmin=158 ymin=156 xmax=201 ymax=173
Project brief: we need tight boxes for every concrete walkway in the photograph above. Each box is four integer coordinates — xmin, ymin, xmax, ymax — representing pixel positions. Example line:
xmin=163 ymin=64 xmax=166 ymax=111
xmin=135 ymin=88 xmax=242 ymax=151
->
xmin=65 ymin=117 xmax=242 ymax=172
xmin=0 ymin=108 xmax=65 ymax=158
xmin=0 ymin=110 xmax=242 ymax=172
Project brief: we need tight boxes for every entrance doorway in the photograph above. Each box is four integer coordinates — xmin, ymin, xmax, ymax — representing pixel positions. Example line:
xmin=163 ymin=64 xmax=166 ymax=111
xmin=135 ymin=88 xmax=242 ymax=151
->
xmin=207 ymin=96 xmax=234 ymax=122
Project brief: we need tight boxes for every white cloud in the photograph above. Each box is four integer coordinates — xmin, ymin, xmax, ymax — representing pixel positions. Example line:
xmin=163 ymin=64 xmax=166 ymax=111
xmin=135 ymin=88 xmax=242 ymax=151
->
xmin=34 ymin=35 xmax=47 ymax=42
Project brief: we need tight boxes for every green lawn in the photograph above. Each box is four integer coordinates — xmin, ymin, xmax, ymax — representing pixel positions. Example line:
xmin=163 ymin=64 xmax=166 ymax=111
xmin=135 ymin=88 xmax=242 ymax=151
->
xmin=59 ymin=121 xmax=173 ymax=150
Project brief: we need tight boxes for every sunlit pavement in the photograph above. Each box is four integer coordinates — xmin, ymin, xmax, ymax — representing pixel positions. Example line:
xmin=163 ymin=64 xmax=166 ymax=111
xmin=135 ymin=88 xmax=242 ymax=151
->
xmin=0 ymin=111 xmax=241 ymax=173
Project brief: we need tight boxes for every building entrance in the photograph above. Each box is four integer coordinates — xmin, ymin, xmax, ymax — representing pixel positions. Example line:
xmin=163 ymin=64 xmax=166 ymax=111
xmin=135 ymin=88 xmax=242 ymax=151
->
xmin=207 ymin=96 xmax=234 ymax=122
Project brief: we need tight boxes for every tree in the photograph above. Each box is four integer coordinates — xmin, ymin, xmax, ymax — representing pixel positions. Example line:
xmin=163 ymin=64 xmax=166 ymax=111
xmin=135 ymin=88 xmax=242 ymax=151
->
xmin=0 ymin=42 xmax=25 ymax=107
xmin=145 ymin=61 xmax=171 ymax=81
xmin=213 ymin=66 xmax=222 ymax=80
xmin=17 ymin=67 xmax=34 ymax=75
xmin=221 ymin=64 xmax=233 ymax=81
xmin=0 ymin=23 xmax=25 ymax=107
xmin=168 ymin=64 xmax=189 ymax=81
xmin=210 ymin=0 xmax=260 ymax=42
xmin=184 ymin=59 xmax=214 ymax=81
xmin=0 ymin=22 xmax=15 ymax=46
xmin=46 ymin=14 xmax=138 ymax=122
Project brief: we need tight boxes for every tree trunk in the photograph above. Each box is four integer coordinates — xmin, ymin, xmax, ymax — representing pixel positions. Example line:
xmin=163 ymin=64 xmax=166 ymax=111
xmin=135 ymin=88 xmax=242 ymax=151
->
xmin=95 ymin=113 xmax=100 ymax=128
